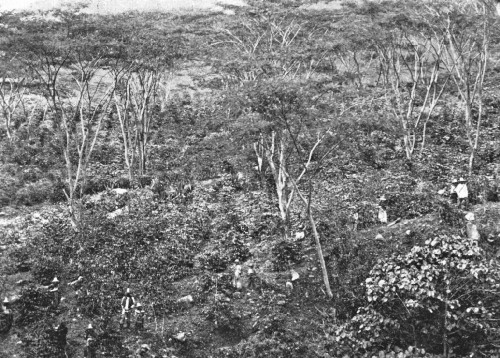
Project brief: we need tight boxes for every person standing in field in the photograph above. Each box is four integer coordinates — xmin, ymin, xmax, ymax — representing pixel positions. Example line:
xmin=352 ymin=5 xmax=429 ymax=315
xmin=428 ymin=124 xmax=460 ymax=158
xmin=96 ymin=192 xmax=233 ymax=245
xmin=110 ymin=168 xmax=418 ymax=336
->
xmin=456 ymin=177 xmax=469 ymax=209
xmin=0 ymin=297 xmax=13 ymax=335
xmin=233 ymin=260 xmax=242 ymax=290
xmin=378 ymin=195 xmax=388 ymax=224
xmin=84 ymin=323 xmax=97 ymax=358
xmin=450 ymin=178 xmax=458 ymax=204
xmin=120 ymin=288 xmax=135 ymax=329
xmin=247 ymin=262 xmax=257 ymax=290
xmin=49 ymin=277 xmax=60 ymax=307
xmin=135 ymin=302 xmax=145 ymax=331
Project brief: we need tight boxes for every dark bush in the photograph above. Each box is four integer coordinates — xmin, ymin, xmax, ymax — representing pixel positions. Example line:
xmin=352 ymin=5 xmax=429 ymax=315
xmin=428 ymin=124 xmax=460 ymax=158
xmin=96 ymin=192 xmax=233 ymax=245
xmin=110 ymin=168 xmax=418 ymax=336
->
xmin=200 ymin=248 xmax=231 ymax=272
xmin=438 ymin=201 xmax=464 ymax=228
xmin=31 ymin=257 xmax=64 ymax=285
xmin=272 ymin=239 xmax=302 ymax=271
xmin=203 ymin=301 xmax=243 ymax=335
xmin=385 ymin=192 xmax=440 ymax=220
xmin=14 ymin=179 xmax=53 ymax=206
xmin=16 ymin=286 xmax=54 ymax=327
xmin=9 ymin=246 xmax=31 ymax=273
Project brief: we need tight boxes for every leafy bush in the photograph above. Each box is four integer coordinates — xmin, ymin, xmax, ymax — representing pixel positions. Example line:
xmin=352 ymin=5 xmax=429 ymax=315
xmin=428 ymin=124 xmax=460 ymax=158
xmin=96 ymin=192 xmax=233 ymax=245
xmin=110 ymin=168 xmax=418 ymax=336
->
xmin=8 ymin=246 xmax=31 ymax=273
xmin=14 ymin=178 xmax=54 ymax=206
xmin=438 ymin=201 xmax=464 ymax=228
xmin=198 ymin=238 xmax=251 ymax=273
xmin=203 ymin=301 xmax=243 ymax=335
xmin=385 ymin=192 xmax=440 ymax=220
xmin=331 ymin=234 xmax=500 ymax=357
xmin=199 ymin=247 xmax=231 ymax=272
xmin=16 ymin=286 xmax=54 ymax=327
xmin=467 ymin=176 xmax=499 ymax=204
xmin=216 ymin=326 xmax=317 ymax=358
xmin=272 ymin=239 xmax=303 ymax=271
xmin=21 ymin=321 xmax=67 ymax=358
xmin=31 ymin=256 xmax=64 ymax=285
xmin=476 ymin=208 xmax=500 ymax=246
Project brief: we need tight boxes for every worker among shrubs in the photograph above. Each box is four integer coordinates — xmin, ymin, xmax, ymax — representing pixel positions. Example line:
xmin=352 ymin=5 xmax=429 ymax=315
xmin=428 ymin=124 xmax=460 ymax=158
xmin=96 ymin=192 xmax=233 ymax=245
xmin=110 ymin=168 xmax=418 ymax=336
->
xmin=0 ymin=297 xmax=13 ymax=334
xmin=49 ymin=277 xmax=60 ymax=307
xmin=456 ymin=177 xmax=469 ymax=209
xmin=450 ymin=178 xmax=458 ymax=204
xmin=233 ymin=260 xmax=242 ymax=290
xmin=135 ymin=344 xmax=151 ymax=357
xmin=53 ymin=321 xmax=68 ymax=356
xmin=120 ymin=288 xmax=135 ymax=329
xmin=135 ymin=302 xmax=145 ymax=331
xmin=378 ymin=195 xmax=388 ymax=224
xmin=84 ymin=323 xmax=97 ymax=358
xmin=352 ymin=208 xmax=359 ymax=231
xmin=247 ymin=262 xmax=257 ymax=290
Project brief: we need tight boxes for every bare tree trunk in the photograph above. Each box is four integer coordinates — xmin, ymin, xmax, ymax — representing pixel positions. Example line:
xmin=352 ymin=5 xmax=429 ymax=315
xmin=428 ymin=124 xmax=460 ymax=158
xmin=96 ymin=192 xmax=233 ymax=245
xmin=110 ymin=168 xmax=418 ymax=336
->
xmin=0 ymin=78 xmax=26 ymax=142
xmin=307 ymin=198 xmax=334 ymax=299
xmin=291 ymin=178 xmax=333 ymax=299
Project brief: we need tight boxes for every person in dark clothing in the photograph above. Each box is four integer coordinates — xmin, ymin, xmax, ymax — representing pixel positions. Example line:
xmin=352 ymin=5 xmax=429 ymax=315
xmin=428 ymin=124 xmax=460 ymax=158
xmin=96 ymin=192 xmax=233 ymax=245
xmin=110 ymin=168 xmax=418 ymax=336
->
xmin=54 ymin=322 xmax=68 ymax=357
xmin=0 ymin=297 xmax=13 ymax=335
xmin=84 ymin=324 xmax=97 ymax=358
xmin=247 ymin=262 xmax=257 ymax=290
xmin=450 ymin=178 xmax=458 ymax=204
xmin=48 ymin=277 xmax=60 ymax=307
xmin=135 ymin=302 xmax=145 ymax=331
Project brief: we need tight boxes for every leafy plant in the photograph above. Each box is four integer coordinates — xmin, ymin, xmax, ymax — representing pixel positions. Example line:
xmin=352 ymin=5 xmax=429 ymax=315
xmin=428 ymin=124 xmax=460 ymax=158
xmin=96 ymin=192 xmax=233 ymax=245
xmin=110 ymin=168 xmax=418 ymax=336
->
xmin=331 ymin=234 xmax=500 ymax=357
xmin=272 ymin=239 xmax=303 ymax=271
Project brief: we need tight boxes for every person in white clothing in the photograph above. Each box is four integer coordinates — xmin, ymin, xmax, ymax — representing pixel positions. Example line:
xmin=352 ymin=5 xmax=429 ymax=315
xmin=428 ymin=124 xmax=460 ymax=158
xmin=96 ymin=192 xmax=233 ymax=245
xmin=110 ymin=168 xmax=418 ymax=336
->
xmin=378 ymin=195 xmax=388 ymax=224
xmin=120 ymin=288 xmax=135 ymax=329
xmin=455 ymin=177 xmax=469 ymax=209
xmin=233 ymin=260 xmax=242 ymax=290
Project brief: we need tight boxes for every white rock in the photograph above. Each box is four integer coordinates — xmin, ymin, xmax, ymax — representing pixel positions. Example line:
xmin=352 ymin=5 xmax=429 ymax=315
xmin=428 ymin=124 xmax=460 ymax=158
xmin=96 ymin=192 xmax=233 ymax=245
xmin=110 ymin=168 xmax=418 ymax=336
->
xmin=107 ymin=208 xmax=124 ymax=219
xmin=465 ymin=212 xmax=475 ymax=221
xmin=176 ymin=295 xmax=194 ymax=303
xmin=112 ymin=188 xmax=128 ymax=195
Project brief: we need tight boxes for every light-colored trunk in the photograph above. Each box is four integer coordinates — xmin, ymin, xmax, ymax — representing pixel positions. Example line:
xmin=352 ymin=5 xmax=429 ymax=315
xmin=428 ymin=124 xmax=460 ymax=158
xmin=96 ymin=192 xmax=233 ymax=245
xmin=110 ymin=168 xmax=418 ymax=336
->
xmin=264 ymin=131 xmax=293 ymax=239
xmin=291 ymin=177 xmax=333 ymax=299
xmin=308 ymin=203 xmax=333 ymax=299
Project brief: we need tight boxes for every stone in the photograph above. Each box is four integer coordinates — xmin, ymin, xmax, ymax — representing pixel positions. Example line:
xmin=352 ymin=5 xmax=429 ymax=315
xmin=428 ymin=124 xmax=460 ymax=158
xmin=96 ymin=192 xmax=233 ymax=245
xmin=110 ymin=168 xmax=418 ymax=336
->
xmin=465 ymin=212 xmax=475 ymax=221
xmin=176 ymin=295 xmax=194 ymax=303
xmin=295 ymin=231 xmax=305 ymax=239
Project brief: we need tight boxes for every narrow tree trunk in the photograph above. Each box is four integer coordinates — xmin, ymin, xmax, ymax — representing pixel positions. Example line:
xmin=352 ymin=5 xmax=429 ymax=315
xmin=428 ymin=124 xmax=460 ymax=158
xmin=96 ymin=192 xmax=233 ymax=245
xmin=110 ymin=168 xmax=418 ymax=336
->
xmin=292 ymin=178 xmax=334 ymax=299
xmin=468 ymin=148 xmax=476 ymax=176
xmin=5 ymin=116 xmax=12 ymax=142
xmin=307 ymin=204 xmax=333 ymax=299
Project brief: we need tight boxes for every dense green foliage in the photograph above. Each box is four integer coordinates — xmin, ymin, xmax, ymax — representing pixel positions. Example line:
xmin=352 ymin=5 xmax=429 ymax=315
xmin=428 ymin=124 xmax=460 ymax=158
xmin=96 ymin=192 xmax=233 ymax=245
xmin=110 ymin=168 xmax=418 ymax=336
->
xmin=1 ymin=0 xmax=500 ymax=357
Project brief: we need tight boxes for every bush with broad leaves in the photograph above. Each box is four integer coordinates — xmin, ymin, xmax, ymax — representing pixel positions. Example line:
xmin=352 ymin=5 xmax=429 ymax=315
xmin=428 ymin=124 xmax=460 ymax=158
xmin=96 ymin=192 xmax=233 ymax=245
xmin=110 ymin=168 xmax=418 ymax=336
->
xmin=271 ymin=238 xmax=303 ymax=272
xmin=330 ymin=234 xmax=500 ymax=357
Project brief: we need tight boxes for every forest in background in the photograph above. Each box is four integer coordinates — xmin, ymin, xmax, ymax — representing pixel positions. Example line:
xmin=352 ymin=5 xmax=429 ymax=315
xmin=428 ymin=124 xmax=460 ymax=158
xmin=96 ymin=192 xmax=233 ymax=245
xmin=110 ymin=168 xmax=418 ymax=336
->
xmin=1 ymin=0 xmax=500 ymax=357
